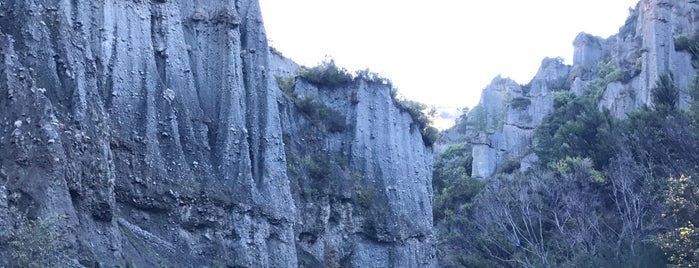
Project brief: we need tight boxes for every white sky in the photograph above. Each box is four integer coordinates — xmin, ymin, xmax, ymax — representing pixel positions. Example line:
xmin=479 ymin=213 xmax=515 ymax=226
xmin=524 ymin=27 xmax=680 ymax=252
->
xmin=259 ymin=0 xmax=639 ymax=114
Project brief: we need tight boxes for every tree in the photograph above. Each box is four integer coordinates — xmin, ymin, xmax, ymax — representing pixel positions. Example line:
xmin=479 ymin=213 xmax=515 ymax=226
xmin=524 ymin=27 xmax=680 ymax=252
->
xmin=472 ymin=158 xmax=611 ymax=267
xmin=658 ymin=175 xmax=699 ymax=267
xmin=652 ymin=73 xmax=679 ymax=112
xmin=534 ymin=94 xmax=614 ymax=169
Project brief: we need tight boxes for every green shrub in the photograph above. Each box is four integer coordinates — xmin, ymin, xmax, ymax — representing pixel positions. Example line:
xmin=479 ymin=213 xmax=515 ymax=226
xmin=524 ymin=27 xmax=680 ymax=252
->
xmin=432 ymin=143 xmax=482 ymax=223
xmin=298 ymin=59 xmax=353 ymax=87
xmin=548 ymin=76 xmax=570 ymax=91
xmin=275 ymin=75 xmax=295 ymax=95
xmin=422 ymin=126 xmax=440 ymax=146
xmin=658 ymin=175 xmax=699 ymax=267
xmin=303 ymin=155 xmax=331 ymax=182
xmin=599 ymin=60 xmax=625 ymax=83
xmin=690 ymin=76 xmax=699 ymax=129
xmin=553 ymin=91 xmax=575 ymax=109
xmin=675 ymin=34 xmax=692 ymax=51
xmin=674 ymin=34 xmax=699 ymax=67
xmin=510 ymin=97 xmax=531 ymax=110
xmin=652 ymin=73 xmax=679 ymax=111
xmin=396 ymin=100 xmax=429 ymax=127
xmin=10 ymin=214 xmax=62 ymax=268
xmin=355 ymin=69 xmax=392 ymax=85
xmin=394 ymin=99 xmax=440 ymax=146
xmin=534 ymin=83 xmax=614 ymax=169
xmin=357 ymin=185 xmax=376 ymax=209
xmin=296 ymin=95 xmax=347 ymax=133
xmin=499 ymin=159 xmax=521 ymax=174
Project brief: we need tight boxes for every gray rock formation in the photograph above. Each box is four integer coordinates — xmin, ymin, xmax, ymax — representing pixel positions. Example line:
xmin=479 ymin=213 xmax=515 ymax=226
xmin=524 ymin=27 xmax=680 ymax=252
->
xmin=599 ymin=0 xmax=697 ymax=117
xmin=460 ymin=0 xmax=699 ymax=178
xmin=0 ymin=0 xmax=434 ymax=267
xmin=279 ymin=78 xmax=435 ymax=267
xmin=469 ymin=58 xmax=569 ymax=178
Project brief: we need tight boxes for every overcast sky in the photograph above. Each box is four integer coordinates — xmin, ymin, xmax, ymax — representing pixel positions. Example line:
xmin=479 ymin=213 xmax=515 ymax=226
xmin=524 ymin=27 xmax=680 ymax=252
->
xmin=259 ymin=0 xmax=640 ymax=123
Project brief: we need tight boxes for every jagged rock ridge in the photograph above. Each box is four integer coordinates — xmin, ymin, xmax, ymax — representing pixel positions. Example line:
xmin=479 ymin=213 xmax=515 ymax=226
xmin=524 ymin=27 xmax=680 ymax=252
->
xmin=442 ymin=0 xmax=699 ymax=178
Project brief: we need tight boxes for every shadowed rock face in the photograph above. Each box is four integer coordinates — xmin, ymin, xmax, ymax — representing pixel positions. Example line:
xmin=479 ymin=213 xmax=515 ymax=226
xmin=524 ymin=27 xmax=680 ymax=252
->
xmin=280 ymin=79 xmax=435 ymax=267
xmin=0 ymin=0 xmax=435 ymax=267
xmin=0 ymin=0 xmax=295 ymax=266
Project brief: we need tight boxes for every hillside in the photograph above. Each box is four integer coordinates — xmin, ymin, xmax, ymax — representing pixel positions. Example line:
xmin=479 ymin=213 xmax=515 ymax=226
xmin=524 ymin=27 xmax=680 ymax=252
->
xmin=434 ymin=0 xmax=699 ymax=266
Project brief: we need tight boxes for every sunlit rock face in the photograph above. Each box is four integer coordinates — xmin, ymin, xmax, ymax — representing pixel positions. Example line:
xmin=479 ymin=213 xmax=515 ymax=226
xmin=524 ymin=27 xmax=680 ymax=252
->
xmin=468 ymin=59 xmax=569 ymax=178
xmin=0 ymin=0 xmax=435 ymax=267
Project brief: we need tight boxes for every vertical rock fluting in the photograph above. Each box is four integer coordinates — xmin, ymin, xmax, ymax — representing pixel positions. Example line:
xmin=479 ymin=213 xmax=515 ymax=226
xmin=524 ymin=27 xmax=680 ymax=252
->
xmin=0 ymin=0 xmax=435 ymax=267
xmin=465 ymin=0 xmax=699 ymax=178
xmin=279 ymin=78 xmax=435 ymax=267
xmin=601 ymin=0 xmax=697 ymax=116
xmin=0 ymin=0 xmax=296 ymax=266
xmin=469 ymin=59 xmax=569 ymax=178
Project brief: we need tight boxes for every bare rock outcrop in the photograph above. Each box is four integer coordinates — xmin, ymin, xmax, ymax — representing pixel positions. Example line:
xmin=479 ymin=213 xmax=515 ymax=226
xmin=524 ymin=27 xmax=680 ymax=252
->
xmin=279 ymin=78 xmax=435 ymax=267
xmin=469 ymin=58 xmax=569 ymax=178
xmin=461 ymin=0 xmax=699 ymax=178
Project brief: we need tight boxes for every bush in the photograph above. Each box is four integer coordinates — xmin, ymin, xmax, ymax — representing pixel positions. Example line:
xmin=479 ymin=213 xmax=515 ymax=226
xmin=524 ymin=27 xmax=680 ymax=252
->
xmin=275 ymin=75 xmax=295 ymax=95
xmin=553 ymin=91 xmax=575 ymax=109
xmin=534 ymin=89 xmax=614 ymax=169
xmin=599 ymin=60 xmax=625 ymax=83
xmin=303 ymin=155 xmax=331 ymax=182
xmin=422 ymin=126 xmax=440 ymax=147
xmin=652 ymin=73 xmax=679 ymax=111
xmin=296 ymin=95 xmax=347 ymax=133
xmin=433 ymin=143 xmax=473 ymax=193
xmin=675 ymin=34 xmax=693 ymax=51
xmin=357 ymin=185 xmax=376 ymax=209
xmin=548 ymin=76 xmax=570 ymax=91
xmin=10 ymin=214 xmax=62 ymax=268
xmin=499 ymin=159 xmax=521 ymax=174
xmin=674 ymin=34 xmax=699 ymax=67
xmin=658 ymin=175 xmax=699 ymax=267
xmin=355 ymin=69 xmax=392 ymax=85
xmin=394 ymin=99 xmax=440 ymax=146
xmin=690 ymin=76 xmax=699 ymax=129
xmin=432 ymin=141 xmax=482 ymax=254
xmin=298 ymin=59 xmax=353 ymax=87
xmin=510 ymin=97 xmax=531 ymax=110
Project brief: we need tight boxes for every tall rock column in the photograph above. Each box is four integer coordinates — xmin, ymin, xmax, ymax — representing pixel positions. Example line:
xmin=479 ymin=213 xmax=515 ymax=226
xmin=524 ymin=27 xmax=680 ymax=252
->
xmin=0 ymin=0 xmax=297 ymax=266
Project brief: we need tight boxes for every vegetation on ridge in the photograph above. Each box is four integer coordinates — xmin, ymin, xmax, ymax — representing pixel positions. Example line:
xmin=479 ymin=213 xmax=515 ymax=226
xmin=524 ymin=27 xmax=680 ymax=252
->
xmin=434 ymin=67 xmax=699 ymax=267
xmin=277 ymin=59 xmax=440 ymax=146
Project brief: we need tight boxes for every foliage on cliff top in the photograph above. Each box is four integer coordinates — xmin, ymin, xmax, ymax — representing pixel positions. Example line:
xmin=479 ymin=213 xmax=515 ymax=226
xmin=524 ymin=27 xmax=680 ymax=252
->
xmin=286 ymin=59 xmax=440 ymax=146
xmin=298 ymin=59 xmax=354 ymax=87
xmin=297 ymin=59 xmax=392 ymax=88
xmin=393 ymin=99 xmax=440 ymax=146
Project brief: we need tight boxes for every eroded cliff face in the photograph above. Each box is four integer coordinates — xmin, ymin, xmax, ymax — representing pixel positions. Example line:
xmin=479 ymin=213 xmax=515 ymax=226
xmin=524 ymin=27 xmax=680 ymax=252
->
xmin=0 ymin=0 xmax=434 ymax=267
xmin=466 ymin=58 xmax=569 ymax=178
xmin=582 ymin=0 xmax=697 ymax=117
xmin=279 ymin=78 xmax=435 ymax=267
xmin=453 ymin=0 xmax=699 ymax=178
